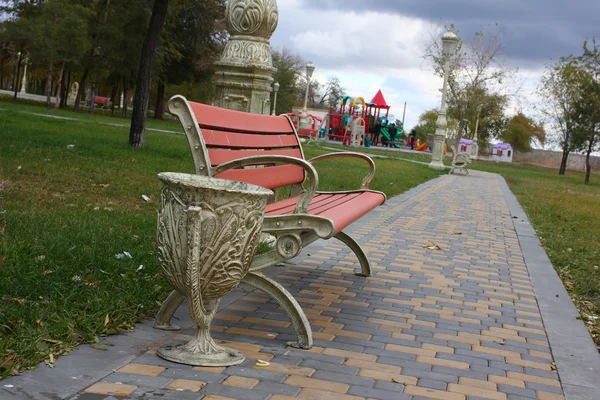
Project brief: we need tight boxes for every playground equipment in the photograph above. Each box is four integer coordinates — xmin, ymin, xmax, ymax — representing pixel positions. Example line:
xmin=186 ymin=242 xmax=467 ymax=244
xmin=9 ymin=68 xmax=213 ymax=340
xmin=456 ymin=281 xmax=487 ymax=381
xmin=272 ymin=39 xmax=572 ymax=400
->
xmin=286 ymin=112 xmax=322 ymax=141
xmin=325 ymin=96 xmax=367 ymax=146
xmin=324 ymin=90 xmax=402 ymax=148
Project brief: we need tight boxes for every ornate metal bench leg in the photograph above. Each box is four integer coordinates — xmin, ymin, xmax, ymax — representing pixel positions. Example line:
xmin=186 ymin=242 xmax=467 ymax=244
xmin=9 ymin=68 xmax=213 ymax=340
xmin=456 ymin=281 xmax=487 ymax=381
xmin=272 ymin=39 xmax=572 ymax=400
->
xmin=154 ymin=290 xmax=186 ymax=331
xmin=448 ymin=167 xmax=454 ymax=175
xmin=334 ymin=231 xmax=372 ymax=277
xmin=243 ymin=271 xmax=313 ymax=350
xmin=463 ymin=168 xmax=470 ymax=176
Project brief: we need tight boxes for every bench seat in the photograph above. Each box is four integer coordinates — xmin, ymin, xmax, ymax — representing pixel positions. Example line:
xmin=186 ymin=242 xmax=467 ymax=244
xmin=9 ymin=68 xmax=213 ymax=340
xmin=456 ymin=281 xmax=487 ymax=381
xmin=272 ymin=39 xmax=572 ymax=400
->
xmin=266 ymin=191 xmax=384 ymax=235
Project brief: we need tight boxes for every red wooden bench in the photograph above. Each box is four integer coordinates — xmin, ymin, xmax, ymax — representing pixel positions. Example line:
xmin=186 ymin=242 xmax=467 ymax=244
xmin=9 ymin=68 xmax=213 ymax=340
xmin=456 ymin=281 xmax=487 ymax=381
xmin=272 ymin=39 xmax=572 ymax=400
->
xmin=153 ymin=96 xmax=386 ymax=349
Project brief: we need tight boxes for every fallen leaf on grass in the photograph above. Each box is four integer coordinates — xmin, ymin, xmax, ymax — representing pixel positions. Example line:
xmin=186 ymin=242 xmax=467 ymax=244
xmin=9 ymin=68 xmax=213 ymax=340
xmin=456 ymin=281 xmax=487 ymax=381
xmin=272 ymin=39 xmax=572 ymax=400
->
xmin=1 ymin=220 xmax=6 ymax=233
xmin=91 ymin=344 xmax=109 ymax=351
xmin=92 ymin=184 xmax=110 ymax=188
xmin=85 ymin=276 xmax=98 ymax=285
xmin=36 ymin=320 xmax=44 ymax=329
xmin=422 ymin=242 xmax=442 ymax=250
xmin=104 ymin=314 xmax=110 ymax=326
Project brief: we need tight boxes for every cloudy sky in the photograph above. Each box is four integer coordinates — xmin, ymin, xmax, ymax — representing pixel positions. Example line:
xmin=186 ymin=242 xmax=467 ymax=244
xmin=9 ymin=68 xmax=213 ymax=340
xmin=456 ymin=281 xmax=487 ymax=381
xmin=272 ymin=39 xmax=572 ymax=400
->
xmin=269 ymin=0 xmax=599 ymax=132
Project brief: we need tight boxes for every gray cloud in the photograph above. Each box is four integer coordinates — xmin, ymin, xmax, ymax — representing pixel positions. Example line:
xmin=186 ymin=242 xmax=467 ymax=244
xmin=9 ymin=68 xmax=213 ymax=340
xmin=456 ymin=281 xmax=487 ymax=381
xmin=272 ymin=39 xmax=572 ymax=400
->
xmin=299 ymin=0 xmax=600 ymax=63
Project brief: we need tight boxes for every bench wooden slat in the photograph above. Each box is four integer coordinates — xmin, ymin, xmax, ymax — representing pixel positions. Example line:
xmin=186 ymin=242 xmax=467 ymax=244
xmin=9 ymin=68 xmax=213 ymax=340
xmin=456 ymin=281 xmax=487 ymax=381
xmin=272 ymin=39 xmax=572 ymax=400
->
xmin=202 ymin=129 xmax=300 ymax=149
xmin=208 ymin=148 xmax=304 ymax=167
xmin=191 ymin=102 xmax=293 ymax=134
xmin=265 ymin=192 xmax=384 ymax=234
xmin=216 ymin=165 xmax=304 ymax=190
xmin=265 ymin=193 xmax=336 ymax=215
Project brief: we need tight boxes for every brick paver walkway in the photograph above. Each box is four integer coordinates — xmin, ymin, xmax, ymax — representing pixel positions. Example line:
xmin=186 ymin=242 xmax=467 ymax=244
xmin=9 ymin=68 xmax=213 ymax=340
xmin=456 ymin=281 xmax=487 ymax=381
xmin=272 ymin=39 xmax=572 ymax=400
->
xmin=4 ymin=172 xmax=582 ymax=400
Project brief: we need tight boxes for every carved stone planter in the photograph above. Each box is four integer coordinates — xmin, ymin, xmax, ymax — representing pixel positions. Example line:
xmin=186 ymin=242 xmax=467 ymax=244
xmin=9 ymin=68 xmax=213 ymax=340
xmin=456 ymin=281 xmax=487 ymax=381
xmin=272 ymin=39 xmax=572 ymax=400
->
xmin=155 ymin=172 xmax=272 ymax=366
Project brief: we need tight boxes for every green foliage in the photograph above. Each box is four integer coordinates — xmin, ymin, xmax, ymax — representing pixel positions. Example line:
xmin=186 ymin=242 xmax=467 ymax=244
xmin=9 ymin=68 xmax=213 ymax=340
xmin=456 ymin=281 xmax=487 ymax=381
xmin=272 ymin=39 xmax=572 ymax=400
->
xmin=412 ymin=109 xmax=437 ymax=142
xmin=271 ymin=47 xmax=303 ymax=115
xmin=500 ymin=113 xmax=545 ymax=152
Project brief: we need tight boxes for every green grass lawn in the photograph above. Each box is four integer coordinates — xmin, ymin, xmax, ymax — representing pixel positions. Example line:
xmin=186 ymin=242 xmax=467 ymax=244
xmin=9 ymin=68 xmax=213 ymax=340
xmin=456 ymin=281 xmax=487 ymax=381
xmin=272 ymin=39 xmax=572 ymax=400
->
xmin=470 ymin=161 xmax=600 ymax=348
xmin=0 ymin=100 xmax=444 ymax=379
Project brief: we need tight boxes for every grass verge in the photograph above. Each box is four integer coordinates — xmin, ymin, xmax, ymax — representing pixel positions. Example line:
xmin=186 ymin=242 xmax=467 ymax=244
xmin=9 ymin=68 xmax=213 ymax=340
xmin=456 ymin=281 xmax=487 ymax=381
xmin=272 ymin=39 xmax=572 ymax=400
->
xmin=471 ymin=161 xmax=600 ymax=348
xmin=0 ymin=100 xmax=444 ymax=379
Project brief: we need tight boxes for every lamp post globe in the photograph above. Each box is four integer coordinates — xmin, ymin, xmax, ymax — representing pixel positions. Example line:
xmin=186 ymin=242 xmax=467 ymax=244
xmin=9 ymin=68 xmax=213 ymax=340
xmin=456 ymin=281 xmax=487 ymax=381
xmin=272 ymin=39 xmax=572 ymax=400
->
xmin=300 ymin=62 xmax=315 ymax=128
xmin=271 ymin=82 xmax=280 ymax=116
xmin=429 ymin=30 xmax=458 ymax=170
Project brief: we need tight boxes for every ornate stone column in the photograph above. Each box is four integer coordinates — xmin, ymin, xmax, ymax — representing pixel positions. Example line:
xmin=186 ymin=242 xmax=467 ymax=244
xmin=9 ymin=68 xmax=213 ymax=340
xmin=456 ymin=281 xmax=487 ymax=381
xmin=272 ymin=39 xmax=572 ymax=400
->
xmin=214 ymin=0 xmax=278 ymax=114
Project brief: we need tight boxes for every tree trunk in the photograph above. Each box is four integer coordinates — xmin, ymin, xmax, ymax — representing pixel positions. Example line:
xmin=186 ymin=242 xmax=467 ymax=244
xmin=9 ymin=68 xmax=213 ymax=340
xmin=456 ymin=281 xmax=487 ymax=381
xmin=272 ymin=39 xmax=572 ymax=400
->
xmin=110 ymin=80 xmax=119 ymax=117
xmin=46 ymin=60 xmax=54 ymax=110
xmin=585 ymin=144 xmax=592 ymax=184
xmin=74 ymin=68 xmax=89 ymax=112
xmin=61 ymin=70 xmax=71 ymax=109
xmin=89 ymin=70 xmax=101 ymax=114
xmin=54 ymin=54 xmax=68 ymax=109
xmin=154 ymin=81 xmax=165 ymax=120
xmin=559 ymin=149 xmax=569 ymax=175
xmin=13 ymin=55 xmax=22 ymax=100
xmin=129 ymin=0 xmax=170 ymax=148
xmin=122 ymin=78 xmax=129 ymax=118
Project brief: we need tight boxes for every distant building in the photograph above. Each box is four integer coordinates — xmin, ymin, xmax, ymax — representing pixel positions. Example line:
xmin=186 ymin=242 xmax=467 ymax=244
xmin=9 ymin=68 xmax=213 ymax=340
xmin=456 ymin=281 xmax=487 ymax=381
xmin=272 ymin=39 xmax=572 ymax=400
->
xmin=459 ymin=138 xmax=473 ymax=154
xmin=491 ymin=143 xmax=513 ymax=163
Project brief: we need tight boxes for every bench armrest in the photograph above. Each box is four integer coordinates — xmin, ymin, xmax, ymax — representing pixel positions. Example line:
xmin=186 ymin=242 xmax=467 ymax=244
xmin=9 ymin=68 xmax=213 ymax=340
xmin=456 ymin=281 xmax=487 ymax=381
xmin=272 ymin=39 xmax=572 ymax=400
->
xmin=212 ymin=155 xmax=318 ymax=214
xmin=309 ymin=152 xmax=376 ymax=189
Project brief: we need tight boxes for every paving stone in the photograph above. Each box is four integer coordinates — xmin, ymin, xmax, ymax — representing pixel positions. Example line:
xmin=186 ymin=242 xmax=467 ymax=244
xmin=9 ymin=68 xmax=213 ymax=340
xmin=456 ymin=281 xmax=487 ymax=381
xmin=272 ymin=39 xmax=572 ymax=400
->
xmin=523 ymin=382 xmax=563 ymax=394
xmin=417 ymin=378 xmax=448 ymax=390
xmin=300 ymin=359 xmax=360 ymax=376
xmin=431 ymin=366 xmax=488 ymax=381
xmin=497 ymin=384 xmax=537 ymax=398
xmin=200 ymin=383 xmax=270 ymax=400
xmin=159 ymin=368 xmax=226 ymax=383
xmin=102 ymin=372 xmax=173 ymax=389
xmin=347 ymin=385 xmax=411 ymax=399
xmin=222 ymin=366 xmax=287 ymax=383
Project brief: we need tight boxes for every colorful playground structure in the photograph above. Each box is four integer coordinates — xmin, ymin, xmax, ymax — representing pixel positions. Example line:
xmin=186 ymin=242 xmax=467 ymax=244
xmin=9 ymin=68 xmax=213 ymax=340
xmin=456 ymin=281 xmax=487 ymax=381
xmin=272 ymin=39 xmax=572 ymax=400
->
xmin=321 ymin=90 xmax=405 ymax=148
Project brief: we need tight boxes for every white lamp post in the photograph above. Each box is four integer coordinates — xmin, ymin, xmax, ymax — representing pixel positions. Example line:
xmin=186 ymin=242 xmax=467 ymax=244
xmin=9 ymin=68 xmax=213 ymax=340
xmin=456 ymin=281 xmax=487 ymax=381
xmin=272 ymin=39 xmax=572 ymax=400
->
xmin=271 ymin=82 xmax=280 ymax=116
xmin=20 ymin=57 xmax=28 ymax=94
xmin=299 ymin=62 xmax=315 ymax=128
xmin=429 ymin=30 xmax=459 ymax=170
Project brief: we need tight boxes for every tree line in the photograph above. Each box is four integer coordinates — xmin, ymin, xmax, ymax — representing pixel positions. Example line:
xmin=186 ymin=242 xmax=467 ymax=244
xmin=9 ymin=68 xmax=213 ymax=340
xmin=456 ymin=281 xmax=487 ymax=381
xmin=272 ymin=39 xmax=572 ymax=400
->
xmin=0 ymin=0 xmax=345 ymax=147
xmin=417 ymin=24 xmax=598 ymax=182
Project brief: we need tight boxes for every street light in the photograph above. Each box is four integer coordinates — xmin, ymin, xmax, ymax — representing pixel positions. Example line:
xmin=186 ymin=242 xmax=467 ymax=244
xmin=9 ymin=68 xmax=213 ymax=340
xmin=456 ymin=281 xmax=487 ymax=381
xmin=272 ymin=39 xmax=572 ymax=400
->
xmin=299 ymin=62 xmax=315 ymax=128
xmin=20 ymin=56 xmax=28 ymax=94
xmin=271 ymin=82 xmax=280 ymax=116
xmin=429 ymin=30 xmax=459 ymax=170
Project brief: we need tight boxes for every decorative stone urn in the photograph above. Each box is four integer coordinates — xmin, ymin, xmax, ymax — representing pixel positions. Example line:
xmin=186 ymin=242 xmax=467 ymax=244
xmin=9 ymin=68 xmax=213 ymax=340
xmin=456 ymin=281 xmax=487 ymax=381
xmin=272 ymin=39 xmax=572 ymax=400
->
xmin=155 ymin=172 xmax=273 ymax=366
xmin=213 ymin=0 xmax=279 ymax=114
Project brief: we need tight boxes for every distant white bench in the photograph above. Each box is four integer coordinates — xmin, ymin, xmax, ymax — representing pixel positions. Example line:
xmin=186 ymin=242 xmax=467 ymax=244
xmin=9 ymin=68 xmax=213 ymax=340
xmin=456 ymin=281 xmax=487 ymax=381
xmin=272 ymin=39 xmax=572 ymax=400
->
xmin=449 ymin=145 xmax=472 ymax=175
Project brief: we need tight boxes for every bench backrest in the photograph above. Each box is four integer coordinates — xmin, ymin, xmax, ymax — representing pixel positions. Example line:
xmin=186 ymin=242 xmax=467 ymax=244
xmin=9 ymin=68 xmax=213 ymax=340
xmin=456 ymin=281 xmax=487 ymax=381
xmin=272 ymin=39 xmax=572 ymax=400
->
xmin=168 ymin=96 xmax=305 ymax=190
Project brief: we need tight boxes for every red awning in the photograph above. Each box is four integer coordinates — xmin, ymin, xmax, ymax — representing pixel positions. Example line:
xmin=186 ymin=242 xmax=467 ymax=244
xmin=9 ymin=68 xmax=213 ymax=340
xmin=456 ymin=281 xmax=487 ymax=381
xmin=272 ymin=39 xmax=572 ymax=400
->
xmin=370 ymin=90 xmax=391 ymax=109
